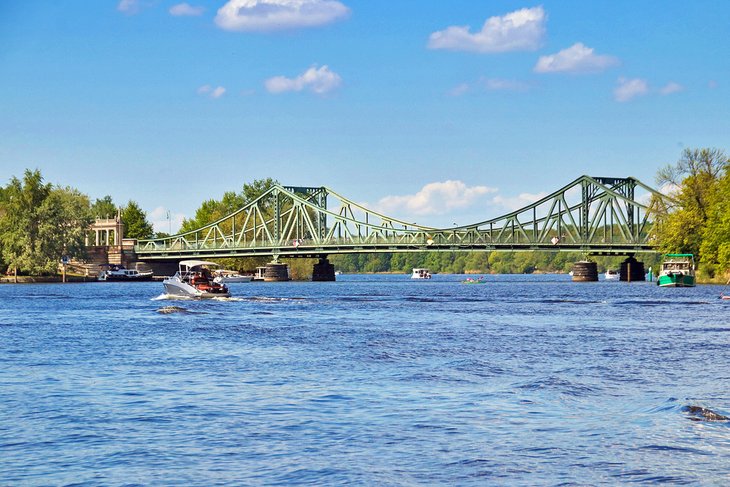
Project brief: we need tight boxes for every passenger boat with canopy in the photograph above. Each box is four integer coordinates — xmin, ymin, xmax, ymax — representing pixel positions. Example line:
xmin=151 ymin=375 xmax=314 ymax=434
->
xmin=657 ymin=254 xmax=696 ymax=287
xmin=411 ymin=268 xmax=432 ymax=279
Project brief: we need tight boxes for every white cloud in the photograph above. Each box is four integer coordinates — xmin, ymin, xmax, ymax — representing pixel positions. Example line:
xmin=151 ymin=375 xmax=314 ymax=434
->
xmin=491 ymin=192 xmax=547 ymax=212
xmin=197 ymin=85 xmax=226 ymax=98
xmin=448 ymin=83 xmax=471 ymax=97
xmin=117 ymin=0 xmax=140 ymax=14
xmin=534 ymin=42 xmax=619 ymax=74
xmin=481 ymin=78 xmax=530 ymax=91
xmin=659 ymin=81 xmax=683 ymax=95
xmin=659 ymin=182 xmax=680 ymax=198
xmin=614 ymin=77 xmax=648 ymax=102
xmin=428 ymin=6 xmax=546 ymax=53
xmin=374 ymin=181 xmax=497 ymax=217
xmin=449 ymin=78 xmax=530 ymax=96
xmin=265 ymin=65 xmax=342 ymax=95
xmin=170 ymin=3 xmax=205 ymax=16
xmin=215 ymin=0 xmax=350 ymax=32
xmin=150 ymin=207 xmax=186 ymax=235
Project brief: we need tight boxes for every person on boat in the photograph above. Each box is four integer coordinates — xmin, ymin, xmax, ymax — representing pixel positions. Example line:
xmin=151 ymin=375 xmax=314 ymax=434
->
xmin=191 ymin=272 xmax=206 ymax=286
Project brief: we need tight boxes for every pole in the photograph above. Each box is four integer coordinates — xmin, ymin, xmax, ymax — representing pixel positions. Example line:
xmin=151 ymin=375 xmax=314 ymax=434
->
xmin=627 ymin=261 xmax=631 ymax=283
xmin=62 ymin=262 xmax=67 ymax=283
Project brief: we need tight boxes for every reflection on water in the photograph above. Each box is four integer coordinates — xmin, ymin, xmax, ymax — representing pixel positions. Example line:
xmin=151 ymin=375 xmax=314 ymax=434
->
xmin=1 ymin=275 xmax=729 ymax=485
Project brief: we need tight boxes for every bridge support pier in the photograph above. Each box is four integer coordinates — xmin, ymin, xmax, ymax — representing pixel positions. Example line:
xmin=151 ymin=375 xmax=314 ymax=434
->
xmin=264 ymin=263 xmax=291 ymax=282
xmin=620 ymin=256 xmax=645 ymax=282
xmin=312 ymin=257 xmax=336 ymax=282
xmin=572 ymin=261 xmax=598 ymax=282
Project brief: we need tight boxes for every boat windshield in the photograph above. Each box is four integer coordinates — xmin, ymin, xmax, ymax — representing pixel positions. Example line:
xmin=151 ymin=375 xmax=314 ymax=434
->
xmin=177 ymin=260 xmax=220 ymax=280
xmin=662 ymin=261 xmax=691 ymax=271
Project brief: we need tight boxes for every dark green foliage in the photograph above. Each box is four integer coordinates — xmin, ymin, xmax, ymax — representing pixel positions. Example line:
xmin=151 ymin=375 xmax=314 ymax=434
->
xmin=121 ymin=201 xmax=154 ymax=240
xmin=180 ymin=178 xmax=280 ymax=234
xmin=699 ymin=162 xmax=730 ymax=277
xmin=655 ymin=147 xmax=730 ymax=278
xmin=329 ymin=250 xmax=610 ymax=275
xmin=91 ymin=195 xmax=117 ymax=219
xmin=0 ymin=169 xmax=92 ymax=275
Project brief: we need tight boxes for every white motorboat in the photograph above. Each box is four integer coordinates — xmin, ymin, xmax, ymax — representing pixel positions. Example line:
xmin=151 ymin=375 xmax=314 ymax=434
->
xmin=213 ymin=269 xmax=253 ymax=284
xmin=411 ymin=268 xmax=432 ymax=279
xmin=163 ymin=260 xmax=230 ymax=298
xmin=604 ymin=269 xmax=619 ymax=281
xmin=98 ymin=264 xmax=153 ymax=281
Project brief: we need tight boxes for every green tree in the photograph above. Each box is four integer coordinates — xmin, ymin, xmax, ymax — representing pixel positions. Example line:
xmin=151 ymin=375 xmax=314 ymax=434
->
xmin=699 ymin=164 xmax=730 ymax=277
xmin=0 ymin=170 xmax=51 ymax=275
xmin=0 ymin=170 xmax=92 ymax=275
xmin=91 ymin=195 xmax=117 ymax=219
xmin=655 ymin=148 xmax=729 ymax=265
xmin=122 ymin=201 xmax=154 ymax=239
xmin=179 ymin=179 xmax=280 ymax=234
xmin=180 ymin=198 xmax=222 ymax=233
xmin=177 ymin=178 xmax=281 ymax=273
xmin=41 ymin=187 xmax=93 ymax=265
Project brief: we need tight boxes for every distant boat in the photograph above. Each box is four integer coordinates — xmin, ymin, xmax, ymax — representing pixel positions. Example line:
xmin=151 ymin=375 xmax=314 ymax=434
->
xmin=212 ymin=269 xmax=253 ymax=284
xmin=604 ymin=269 xmax=619 ymax=281
xmin=462 ymin=276 xmax=486 ymax=284
xmin=98 ymin=264 xmax=153 ymax=281
xmin=657 ymin=254 xmax=696 ymax=287
xmin=411 ymin=268 xmax=432 ymax=279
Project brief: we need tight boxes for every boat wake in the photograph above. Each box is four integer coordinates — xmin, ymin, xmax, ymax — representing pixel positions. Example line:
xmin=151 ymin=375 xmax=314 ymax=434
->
xmin=156 ymin=306 xmax=191 ymax=314
xmin=246 ymin=296 xmax=306 ymax=302
xmin=152 ymin=293 xmax=195 ymax=301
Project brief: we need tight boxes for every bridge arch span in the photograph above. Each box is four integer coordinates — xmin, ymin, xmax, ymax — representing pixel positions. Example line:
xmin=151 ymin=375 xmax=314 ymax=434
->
xmin=135 ymin=175 xmax=674 ymax=260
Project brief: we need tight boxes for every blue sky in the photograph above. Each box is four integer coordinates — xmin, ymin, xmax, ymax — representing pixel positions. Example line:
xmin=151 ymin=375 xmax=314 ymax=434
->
xmin=1 ymin=1 xmax=728 ymax=232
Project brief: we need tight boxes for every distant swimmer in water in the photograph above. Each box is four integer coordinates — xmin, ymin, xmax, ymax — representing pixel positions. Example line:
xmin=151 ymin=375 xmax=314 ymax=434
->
xmin=684 ymin=405 xmax=730 ymax=422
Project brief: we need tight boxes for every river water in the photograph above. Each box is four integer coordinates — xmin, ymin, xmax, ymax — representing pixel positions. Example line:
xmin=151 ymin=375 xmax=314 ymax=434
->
xmin=1 ymin=274 xmax=729 ymax=485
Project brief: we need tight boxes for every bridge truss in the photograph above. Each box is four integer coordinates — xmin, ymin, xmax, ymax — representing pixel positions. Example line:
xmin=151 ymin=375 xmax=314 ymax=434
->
xmin=135 ymin=176 xmax=673 ymax=260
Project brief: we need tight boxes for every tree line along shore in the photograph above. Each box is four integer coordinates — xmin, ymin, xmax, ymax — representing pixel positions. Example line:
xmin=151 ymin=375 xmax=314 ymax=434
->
xmin=1 ymin=148 xmax=728 ymax=283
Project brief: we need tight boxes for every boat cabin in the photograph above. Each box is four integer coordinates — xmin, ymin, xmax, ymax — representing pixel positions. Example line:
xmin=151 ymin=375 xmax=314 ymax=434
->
xmin=411 ymin=268 xmax=432 ymax=279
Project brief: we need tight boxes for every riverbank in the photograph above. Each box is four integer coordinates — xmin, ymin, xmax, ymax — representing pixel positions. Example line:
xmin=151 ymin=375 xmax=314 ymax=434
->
xmin=0 ymin=275 xmax=94 ymax=284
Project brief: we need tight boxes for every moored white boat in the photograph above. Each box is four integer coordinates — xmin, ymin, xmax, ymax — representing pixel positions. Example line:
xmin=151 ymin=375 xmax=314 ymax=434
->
xmin=411 ymin=268 xmax=432 ymax=279
xmin=163 ymin=260 xmax=230 ymax=298
xmin=212 ymin=269 xmax=253 ymax=284
xmin=98 ymin=264 xmax=153 ymax=281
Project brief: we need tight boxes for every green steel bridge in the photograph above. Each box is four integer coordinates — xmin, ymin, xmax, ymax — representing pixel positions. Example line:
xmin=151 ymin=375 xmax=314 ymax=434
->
xmin=135 ymin=175 xmax=673 ymax=261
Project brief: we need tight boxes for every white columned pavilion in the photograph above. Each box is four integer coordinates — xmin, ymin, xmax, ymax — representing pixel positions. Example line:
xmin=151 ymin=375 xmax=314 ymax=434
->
xmin=87 ymin=211 xmax=125 ymax=246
